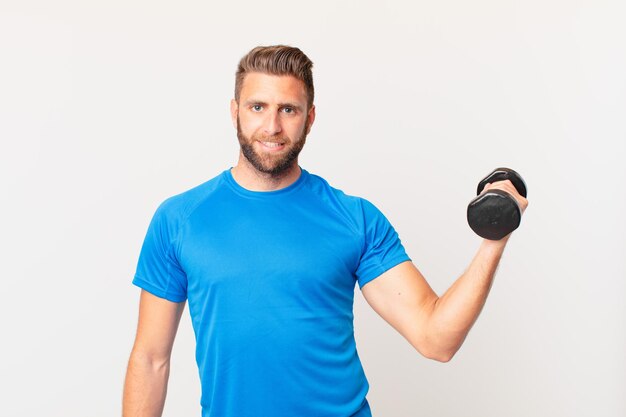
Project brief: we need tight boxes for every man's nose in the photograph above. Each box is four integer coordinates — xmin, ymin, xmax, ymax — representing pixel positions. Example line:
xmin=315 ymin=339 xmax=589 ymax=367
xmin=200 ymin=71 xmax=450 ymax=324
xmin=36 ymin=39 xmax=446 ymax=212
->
xmin=263 ymin=110 xmax=282 ymax=136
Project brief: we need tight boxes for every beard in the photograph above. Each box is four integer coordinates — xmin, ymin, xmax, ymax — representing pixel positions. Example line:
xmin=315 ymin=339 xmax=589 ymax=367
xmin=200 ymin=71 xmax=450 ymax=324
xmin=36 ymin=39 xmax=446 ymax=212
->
xmin=237 ymin=116 xmax=308 ymax=177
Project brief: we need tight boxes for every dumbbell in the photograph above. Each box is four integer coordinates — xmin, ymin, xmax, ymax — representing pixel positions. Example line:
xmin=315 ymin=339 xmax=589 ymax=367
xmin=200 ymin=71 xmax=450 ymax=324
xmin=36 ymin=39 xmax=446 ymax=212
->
xmin=467 ymin=168 xmax=527 ymax=240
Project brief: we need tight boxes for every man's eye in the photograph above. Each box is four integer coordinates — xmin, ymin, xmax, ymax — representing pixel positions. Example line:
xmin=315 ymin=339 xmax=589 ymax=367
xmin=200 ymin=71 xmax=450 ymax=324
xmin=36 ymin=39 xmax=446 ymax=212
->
xmin=282 ymin=107 xmax=294 ymax=114
xmin=252 ymin=105 xmax=263 ymax=112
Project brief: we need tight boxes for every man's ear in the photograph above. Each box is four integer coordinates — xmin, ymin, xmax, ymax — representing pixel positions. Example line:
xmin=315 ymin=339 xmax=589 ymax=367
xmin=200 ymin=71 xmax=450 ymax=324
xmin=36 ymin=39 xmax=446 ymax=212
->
xmin=306 ymin=105 xmax=316 ymax=134
xmin=230 ymin=99 xmax=238 ymax=129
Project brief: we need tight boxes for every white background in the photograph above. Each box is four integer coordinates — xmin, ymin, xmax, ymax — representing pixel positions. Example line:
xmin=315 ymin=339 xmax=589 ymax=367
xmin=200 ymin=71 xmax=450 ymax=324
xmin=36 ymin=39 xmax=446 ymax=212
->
xmin=1 ymin=1 xmax=624 ymax=416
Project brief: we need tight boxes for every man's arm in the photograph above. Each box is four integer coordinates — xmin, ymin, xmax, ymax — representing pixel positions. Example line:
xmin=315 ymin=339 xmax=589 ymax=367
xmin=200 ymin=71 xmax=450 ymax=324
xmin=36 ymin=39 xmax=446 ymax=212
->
xmin=361 ymin=180 xmax=528 ymax=362
xmin=123 ymin=290 xmax=186 ymax=417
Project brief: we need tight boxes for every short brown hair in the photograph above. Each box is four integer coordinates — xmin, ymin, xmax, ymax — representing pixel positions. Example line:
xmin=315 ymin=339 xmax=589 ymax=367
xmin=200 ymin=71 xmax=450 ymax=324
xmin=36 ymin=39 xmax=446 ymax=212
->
xmin=235 ymin=45 xmax=314 ymax=109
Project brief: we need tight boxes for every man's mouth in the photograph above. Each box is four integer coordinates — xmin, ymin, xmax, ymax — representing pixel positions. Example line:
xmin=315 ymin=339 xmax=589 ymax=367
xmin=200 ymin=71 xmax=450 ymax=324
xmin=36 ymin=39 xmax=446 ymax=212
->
xmin=259 ymin=141 xmax=286 ymax=150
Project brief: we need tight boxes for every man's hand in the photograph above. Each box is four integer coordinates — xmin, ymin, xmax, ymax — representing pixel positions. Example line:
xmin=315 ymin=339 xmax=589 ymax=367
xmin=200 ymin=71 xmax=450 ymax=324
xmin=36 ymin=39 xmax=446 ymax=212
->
xmin=482 ymin=179 xmax=529 ymax=214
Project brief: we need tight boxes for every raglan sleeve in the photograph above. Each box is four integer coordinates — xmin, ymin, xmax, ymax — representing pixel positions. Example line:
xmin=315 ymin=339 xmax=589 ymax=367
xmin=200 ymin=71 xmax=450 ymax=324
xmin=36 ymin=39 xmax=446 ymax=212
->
xmin=132 ymin=200 xmax=188 ymax=302
xmin=355 ymin=199 xmax=411 ymax=289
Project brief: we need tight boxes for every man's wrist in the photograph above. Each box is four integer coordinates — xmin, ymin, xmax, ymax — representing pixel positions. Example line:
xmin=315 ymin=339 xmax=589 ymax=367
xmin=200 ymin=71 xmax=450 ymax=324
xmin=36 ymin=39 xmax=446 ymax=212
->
xmin=480 ymin=235 xmax=509 ymax=255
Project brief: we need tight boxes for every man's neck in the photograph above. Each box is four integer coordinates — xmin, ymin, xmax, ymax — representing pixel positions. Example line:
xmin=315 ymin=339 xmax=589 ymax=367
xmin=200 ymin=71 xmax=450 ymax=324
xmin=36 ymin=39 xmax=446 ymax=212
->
xmin=230 ymin=157 xmax=302 ymax=192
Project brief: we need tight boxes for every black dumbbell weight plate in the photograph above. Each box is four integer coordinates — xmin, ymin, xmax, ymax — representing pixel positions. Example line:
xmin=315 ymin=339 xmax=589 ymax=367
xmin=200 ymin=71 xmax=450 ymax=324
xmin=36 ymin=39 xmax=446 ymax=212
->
xmin=467 ymin=189 xmax=521 ymax=240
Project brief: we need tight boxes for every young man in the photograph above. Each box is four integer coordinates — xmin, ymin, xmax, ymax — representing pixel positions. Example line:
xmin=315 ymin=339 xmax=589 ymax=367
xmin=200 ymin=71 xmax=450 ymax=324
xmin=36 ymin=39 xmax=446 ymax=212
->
xmin=123 ymin=45 xmax=528 ymax=417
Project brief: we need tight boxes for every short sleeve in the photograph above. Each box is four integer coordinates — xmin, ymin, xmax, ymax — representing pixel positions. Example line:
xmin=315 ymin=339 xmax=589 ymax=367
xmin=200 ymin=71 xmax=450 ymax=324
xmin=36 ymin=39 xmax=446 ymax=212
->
xmin=132 ymin=201 xmax=188 ymax=302
xmin=355 ymin=199 xmax=411 ymax=288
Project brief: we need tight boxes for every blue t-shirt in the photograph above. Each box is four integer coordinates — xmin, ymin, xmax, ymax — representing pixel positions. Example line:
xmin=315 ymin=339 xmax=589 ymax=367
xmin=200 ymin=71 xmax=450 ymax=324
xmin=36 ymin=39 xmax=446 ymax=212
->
xmin=133 ymin=168 xmax=410 ymax=417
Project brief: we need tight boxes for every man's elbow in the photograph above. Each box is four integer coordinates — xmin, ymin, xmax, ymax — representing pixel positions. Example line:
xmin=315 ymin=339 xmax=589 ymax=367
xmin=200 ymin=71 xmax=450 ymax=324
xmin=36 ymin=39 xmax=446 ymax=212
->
xmin=128 ymin=346 xmax=172 ymax=372
xmin=417 ymin=346 xmax=457 ymax=363
xmin=411 ymin=336 xmax=460 ymax=363
xmin=424 ymin=349 xmax=456 ymax=363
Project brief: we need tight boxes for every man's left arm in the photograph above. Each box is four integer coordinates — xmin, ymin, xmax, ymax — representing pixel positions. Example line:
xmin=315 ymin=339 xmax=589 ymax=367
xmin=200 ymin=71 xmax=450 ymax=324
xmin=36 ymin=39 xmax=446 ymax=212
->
xmin=361 ymin=180 xmax=528 ymax=362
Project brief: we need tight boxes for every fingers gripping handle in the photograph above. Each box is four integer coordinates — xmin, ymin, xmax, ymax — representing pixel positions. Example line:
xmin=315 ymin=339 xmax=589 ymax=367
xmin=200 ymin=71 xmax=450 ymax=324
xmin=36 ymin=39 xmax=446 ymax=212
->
xmin=476 ymin=167 xmax=527 ymax=197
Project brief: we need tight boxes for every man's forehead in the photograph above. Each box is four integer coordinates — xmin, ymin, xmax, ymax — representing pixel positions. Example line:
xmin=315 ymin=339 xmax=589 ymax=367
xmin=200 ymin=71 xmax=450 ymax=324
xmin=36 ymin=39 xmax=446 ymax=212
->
xmin=240 ymin=72 xmax=307 ymax=101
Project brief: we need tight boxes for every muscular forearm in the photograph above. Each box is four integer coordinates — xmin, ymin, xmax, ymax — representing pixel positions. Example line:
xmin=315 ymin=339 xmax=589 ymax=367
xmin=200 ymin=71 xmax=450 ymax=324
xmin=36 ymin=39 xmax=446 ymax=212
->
xmin=426 ymin=238 xmax=508 ymax=360
xmin=122 ymin=350 xmax=170 ymax=417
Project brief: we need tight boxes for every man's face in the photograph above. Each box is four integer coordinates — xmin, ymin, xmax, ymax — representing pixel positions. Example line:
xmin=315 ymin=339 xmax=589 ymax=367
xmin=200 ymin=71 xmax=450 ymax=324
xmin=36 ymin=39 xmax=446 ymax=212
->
xmin=231 ymin=72 xmax=315 ymax=176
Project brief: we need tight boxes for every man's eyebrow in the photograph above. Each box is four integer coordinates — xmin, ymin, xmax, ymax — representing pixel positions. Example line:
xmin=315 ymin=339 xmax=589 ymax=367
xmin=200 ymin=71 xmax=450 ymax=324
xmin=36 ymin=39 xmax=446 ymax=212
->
xmin=242 ymin=99 xmax=267 ymax=106
xmin=242 ymin=99 xmax=304 ymax=111
xmin=278 ymin=102 xmax=304 ymax=111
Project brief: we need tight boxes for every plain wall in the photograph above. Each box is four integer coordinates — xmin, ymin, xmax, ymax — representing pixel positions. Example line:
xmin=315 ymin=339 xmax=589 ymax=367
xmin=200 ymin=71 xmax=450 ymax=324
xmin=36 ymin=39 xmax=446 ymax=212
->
xmin=1 ymin=1 xmax=624 ymax=416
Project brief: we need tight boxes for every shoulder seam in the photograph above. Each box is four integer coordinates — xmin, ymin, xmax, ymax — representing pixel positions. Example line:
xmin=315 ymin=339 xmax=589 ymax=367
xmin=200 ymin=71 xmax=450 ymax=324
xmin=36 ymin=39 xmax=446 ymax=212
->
xmin=166 ymin=173 xmax=227 ymax=265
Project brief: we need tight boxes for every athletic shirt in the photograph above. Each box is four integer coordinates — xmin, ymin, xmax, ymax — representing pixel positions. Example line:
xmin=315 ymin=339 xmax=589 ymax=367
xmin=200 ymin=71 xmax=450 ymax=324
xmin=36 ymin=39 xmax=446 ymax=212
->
xmin=133 ymin=168 xmax=410 ymax=417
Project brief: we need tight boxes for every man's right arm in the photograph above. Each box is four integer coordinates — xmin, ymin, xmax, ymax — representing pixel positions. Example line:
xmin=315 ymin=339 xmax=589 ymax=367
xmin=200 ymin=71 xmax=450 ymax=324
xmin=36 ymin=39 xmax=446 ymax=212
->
xmin=123 ymin=290 xmax=186 ymax=417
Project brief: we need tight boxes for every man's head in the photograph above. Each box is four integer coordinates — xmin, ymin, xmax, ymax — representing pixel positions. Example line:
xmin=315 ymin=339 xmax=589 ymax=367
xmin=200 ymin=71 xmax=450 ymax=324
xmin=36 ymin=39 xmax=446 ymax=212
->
xmin=231 ymin=46 xmax=316 ymax=177
xmin=234 ymin=45 xmax=314 ymax=110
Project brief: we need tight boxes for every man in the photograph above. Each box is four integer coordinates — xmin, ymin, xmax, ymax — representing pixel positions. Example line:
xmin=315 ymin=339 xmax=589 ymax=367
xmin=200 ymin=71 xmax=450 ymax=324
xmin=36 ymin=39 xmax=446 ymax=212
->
xmin=123 ymin=45 xmax=528 ymax=417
